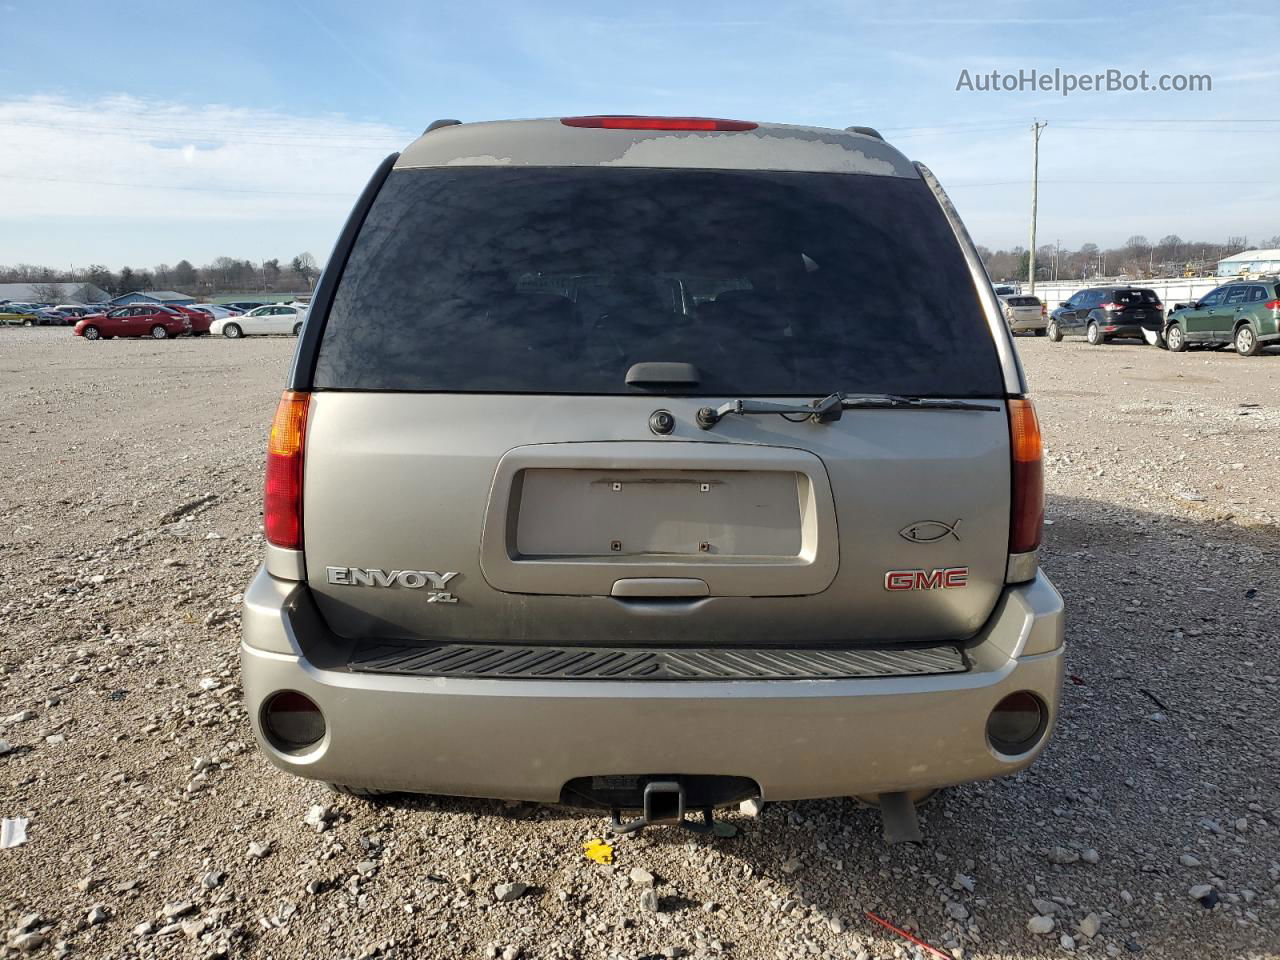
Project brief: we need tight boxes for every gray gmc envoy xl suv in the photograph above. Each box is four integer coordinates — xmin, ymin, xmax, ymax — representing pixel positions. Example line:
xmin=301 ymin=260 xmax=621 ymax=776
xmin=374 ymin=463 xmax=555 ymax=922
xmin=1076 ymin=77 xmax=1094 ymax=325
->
xmin=240 ymin=116 xmax=1064 ymax=840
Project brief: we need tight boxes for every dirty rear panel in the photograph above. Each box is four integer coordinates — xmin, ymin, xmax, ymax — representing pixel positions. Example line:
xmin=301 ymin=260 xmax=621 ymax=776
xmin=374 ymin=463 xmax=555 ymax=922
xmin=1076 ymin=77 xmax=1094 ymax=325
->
xmin=302 ymin=395 xmax=1010 ymax=643
xmin=298 ymin=144 xmax=1013 ymax=648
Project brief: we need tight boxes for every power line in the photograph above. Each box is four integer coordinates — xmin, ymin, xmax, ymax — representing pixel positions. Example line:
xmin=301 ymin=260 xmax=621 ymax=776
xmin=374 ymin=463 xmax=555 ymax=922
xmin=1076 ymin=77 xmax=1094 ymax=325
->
xmin=0 ymin=172 xmax=354 ymax=197
xmin=947 ymin=178 xmax=1275 ymax=186
xmin=0 ymin=117 xmax=408 ymax=147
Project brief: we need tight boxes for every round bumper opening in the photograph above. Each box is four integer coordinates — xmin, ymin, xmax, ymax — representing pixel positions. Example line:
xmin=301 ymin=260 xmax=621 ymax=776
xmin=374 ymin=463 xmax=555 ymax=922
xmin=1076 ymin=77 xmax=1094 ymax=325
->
xmin=262 ymin=690 xmax=326 ymax=752
xmin=986 ymin=691 xmax=1047 ymax=756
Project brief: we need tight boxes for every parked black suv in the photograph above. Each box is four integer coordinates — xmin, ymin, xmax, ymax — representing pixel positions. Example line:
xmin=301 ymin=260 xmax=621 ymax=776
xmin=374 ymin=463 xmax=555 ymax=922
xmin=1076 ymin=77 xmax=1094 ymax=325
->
xmin=1046 ymin=287 xmax=1163 ymax=346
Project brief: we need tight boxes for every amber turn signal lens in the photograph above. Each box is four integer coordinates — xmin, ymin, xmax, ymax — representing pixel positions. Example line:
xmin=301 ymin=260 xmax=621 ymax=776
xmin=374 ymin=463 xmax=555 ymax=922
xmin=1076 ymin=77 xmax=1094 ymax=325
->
xmin=264 ymin=391 xmax=310 ymax=549
xmin=1008 ymin=398 xmax=1043 ymax=555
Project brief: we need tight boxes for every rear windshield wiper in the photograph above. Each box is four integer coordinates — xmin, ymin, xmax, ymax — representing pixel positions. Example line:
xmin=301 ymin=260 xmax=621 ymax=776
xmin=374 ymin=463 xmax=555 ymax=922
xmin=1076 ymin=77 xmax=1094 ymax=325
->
xmin=696 ymin=393 xmax=1000 ymax=429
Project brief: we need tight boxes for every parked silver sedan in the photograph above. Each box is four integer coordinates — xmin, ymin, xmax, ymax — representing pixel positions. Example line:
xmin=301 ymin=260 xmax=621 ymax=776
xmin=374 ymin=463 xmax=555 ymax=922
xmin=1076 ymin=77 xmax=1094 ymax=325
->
xmin=999 ymin=294 xmax=1048 ymax=335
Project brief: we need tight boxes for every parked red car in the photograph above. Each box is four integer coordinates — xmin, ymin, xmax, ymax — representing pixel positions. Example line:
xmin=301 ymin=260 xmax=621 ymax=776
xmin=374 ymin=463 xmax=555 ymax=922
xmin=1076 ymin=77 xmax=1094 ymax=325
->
xmin=74 ymin=305 xmax=192 ymax=340
xmin=171 ymin=305 xmax=212 ymax=335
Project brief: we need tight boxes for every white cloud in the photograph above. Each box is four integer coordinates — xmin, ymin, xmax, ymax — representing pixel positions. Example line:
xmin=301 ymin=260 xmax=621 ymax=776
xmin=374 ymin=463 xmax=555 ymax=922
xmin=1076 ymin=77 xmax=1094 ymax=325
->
xmin=0 ymin=94 xmax=415 ymax=222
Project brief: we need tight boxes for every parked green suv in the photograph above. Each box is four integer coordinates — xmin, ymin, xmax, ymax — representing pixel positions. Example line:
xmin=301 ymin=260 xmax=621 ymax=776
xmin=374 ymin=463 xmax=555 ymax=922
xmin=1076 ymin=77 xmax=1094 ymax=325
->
xmin=1164 ymin=279 xmax=1280 ymax=356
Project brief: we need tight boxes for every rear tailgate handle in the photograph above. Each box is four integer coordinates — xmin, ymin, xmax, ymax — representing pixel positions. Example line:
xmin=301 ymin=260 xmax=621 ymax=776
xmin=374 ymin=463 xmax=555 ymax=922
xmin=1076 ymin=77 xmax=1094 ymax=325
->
xmin=611 ymin=578 xmax=710 ymax=598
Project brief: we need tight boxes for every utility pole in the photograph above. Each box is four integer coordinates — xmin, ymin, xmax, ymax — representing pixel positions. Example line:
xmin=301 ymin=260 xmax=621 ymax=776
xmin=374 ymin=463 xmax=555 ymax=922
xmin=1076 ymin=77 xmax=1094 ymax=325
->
xmin=1028 ymin=120 xmax=1047 ymax=295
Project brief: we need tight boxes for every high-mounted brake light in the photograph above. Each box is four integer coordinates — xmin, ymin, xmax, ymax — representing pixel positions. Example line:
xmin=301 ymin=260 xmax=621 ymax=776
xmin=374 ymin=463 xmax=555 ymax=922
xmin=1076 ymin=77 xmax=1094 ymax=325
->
xmin=1008 ymin=398 xmax=1043 ymax=556
xmin=560 ymin=115 xmax=757 ymax=131
xmin=264 ymin=391 xmax=310 ymax=550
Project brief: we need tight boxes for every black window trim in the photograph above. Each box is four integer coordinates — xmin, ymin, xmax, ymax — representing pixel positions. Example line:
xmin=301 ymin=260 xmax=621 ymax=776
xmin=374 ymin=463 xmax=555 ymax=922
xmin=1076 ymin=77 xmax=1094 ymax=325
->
xmin=288 ymin=152 xmax=399 ymax=391
xmin=299 ymin=158 xmax=1015 ymax=397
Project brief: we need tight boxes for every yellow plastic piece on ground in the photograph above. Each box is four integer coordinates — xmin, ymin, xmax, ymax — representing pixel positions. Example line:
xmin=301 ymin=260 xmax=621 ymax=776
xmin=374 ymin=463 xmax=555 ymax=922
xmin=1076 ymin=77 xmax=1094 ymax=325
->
xmin=582 ymin=838 xmax=614 ymax=864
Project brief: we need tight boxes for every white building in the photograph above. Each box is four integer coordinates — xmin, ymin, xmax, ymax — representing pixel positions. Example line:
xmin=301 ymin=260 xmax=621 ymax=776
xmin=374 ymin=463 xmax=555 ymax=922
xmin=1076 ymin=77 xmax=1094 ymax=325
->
xmin=1217 ymin=249 xmax=1280 ymax=277
xmin=0 ymin=281 xmax=110 ymax=304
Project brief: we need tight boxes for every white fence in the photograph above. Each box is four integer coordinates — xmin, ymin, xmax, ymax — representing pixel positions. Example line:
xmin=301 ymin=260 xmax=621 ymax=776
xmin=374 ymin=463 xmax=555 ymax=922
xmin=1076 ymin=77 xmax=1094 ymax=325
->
xmin=1021 ymin=277 xmax=1223 ymax=312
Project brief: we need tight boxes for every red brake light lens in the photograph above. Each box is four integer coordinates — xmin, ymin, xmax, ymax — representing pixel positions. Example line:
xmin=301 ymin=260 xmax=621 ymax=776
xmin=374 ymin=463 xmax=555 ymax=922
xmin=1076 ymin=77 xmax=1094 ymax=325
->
xmin=560 ymin=115 xmax=757 ymax=131
xmin=264 ymin=391 xmax=310 ymax=549
xmin=1008 ymin=398 xmax=1043 ymax=555
xmin=1266 ymin=299 xmax=1280 ymax=310
xmin=1100 ymin=302 xmax=1120 ymax=311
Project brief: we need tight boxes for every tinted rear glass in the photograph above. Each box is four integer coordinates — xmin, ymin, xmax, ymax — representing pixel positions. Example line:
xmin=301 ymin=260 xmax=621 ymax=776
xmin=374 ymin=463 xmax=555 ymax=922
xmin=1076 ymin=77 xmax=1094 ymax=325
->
xmin=1006 ymin=296 xmax=1040 ymax=306
xmin=315 ymin=167 xmax=1003 ymax=396
xmin=1112 ymin=289 xmax=1161 ymax=304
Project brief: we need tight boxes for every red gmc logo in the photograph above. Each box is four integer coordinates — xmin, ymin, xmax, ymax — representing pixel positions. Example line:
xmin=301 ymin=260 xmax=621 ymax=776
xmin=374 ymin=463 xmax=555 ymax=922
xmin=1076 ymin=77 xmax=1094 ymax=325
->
xmin=884 ymin=567 xmax=969 ymax=591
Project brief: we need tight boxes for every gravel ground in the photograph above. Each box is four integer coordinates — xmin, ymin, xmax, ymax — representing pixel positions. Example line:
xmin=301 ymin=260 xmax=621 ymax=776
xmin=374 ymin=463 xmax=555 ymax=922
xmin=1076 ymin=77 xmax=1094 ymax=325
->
xmin=1 ymin=328 xmax=1277 ymax=960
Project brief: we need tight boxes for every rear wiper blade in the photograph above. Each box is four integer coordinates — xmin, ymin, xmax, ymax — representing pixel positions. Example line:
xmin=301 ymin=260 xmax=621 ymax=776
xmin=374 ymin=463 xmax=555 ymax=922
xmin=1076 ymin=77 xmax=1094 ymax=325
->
xmin=696 ymin=393 xmax=999 ymax=430
xmin=839 ymin=394 xmax=1002 ymax=412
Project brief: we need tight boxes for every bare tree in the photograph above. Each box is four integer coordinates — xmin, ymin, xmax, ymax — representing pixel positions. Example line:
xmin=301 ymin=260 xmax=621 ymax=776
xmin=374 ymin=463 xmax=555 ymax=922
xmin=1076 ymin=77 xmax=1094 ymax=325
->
xmin=29 ymin=282 xmax=67 ymax=303
xmin=291 ymin=252 xmax=319 ymax=286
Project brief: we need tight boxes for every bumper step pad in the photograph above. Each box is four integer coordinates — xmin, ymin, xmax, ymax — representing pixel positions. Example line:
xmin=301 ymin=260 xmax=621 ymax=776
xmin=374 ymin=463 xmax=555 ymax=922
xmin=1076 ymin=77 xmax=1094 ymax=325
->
xmin=347 ymin=640 xmax=967 ymax=681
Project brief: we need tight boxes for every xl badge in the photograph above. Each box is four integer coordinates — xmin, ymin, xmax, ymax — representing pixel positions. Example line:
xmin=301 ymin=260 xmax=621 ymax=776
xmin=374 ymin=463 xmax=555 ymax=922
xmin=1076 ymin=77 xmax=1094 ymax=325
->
xmin=899 ymin=519 xmax=961 ymax=543
xmin=327 ymin=567 xmax=459 ymax=603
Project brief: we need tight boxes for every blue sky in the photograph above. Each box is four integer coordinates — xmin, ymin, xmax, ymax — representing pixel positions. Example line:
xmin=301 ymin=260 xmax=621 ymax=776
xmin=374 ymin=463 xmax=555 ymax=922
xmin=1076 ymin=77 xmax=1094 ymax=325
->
xmin=2 ymin=0 xmax=1277 ymax=270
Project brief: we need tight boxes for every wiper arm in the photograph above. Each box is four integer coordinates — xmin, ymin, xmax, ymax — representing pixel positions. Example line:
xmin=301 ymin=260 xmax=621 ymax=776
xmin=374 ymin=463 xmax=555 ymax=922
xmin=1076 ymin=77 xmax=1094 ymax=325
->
xmin=696 ymin=393 xmax=845 ymax=429
xmin=696 ymin=393 xmax=999 ymax=430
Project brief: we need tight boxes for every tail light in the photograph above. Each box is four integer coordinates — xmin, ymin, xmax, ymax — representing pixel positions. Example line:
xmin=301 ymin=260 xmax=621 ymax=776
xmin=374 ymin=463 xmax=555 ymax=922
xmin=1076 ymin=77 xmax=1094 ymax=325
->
xmin=1100 ymin=302 xmax=1121 ymax=311
xmin=1040 ymin=303 xmax=1047 ymax=316
xmin=1008 ymin=398 xmax=1043 ymax=555
xmin=1266 ymin=299 xmax=1280 ymax=310
xmin=264 ymin=391 xmax=310 ymax=549
xmin=560 ymin=115 xmax=757 ymax=131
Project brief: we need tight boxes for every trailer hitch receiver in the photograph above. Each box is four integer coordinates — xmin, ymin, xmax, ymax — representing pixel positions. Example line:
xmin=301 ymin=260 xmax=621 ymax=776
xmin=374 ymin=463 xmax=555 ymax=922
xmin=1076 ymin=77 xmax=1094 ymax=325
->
xmin=609 ymin=781 xmax=715 ymax=835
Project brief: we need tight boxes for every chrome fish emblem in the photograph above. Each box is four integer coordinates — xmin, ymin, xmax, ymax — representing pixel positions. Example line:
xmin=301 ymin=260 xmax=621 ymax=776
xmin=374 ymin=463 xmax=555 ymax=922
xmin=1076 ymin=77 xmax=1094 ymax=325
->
xmin=899 ymin=520 xmax=961 ymax=544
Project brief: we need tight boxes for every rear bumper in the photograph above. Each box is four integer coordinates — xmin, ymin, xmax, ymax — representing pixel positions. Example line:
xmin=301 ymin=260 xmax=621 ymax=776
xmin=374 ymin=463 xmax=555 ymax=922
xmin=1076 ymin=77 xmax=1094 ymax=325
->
xmin=1105 ymin=320 xmax=1162 ymax=336
xmin=240 ymin=567 xmax=1065 ymax=803
xmin=1009 ymin=317 xmax=1047 ymax=331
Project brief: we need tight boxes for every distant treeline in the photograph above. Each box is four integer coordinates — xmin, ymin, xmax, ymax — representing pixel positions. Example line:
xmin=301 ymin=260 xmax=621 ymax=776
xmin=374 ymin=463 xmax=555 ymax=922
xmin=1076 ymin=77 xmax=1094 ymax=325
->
xmin=979 ymin=234 xmax=1278 ymax=282
xmin=0 ymin=253 xmax=322 ymax=300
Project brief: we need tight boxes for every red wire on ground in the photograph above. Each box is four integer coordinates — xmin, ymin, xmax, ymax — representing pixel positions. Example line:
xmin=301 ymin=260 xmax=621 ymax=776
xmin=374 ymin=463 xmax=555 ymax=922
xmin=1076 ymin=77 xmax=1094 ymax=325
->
xmin=865 ymin=910 xmax=952 ymax=960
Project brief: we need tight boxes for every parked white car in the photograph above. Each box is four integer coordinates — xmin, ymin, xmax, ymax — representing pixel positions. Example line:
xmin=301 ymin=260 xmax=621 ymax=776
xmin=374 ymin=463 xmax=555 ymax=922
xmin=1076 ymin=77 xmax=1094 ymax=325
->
xmin=211 ymin=304 xmax=306 ymax=338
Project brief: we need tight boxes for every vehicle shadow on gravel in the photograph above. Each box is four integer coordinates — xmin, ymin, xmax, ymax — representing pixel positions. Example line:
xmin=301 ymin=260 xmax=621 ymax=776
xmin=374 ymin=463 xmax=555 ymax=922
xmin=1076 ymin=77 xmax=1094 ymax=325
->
xmin=685 ymin=493 xmax=1278 ymax=959
xmin=337 ymin=494 xmax=1278 ymax=958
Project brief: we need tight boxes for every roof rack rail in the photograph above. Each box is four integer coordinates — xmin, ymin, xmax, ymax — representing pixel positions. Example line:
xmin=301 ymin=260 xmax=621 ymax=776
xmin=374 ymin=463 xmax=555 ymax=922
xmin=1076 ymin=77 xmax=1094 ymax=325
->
xmin=424 ymin=119 xmax=462 ymax=134
xmin=844 ymin=125 xmax=883 ymax=140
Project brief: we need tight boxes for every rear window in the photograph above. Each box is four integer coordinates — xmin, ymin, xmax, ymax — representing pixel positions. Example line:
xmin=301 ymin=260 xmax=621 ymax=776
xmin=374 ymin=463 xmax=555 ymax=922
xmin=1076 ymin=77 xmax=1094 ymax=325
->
xmin=1006 ymin=296 xmax=1040 ymax=306
xmin=315 ymin=167 xmax=1003 ymax=397
xmin=1112 ymin=289 xmax=1161 ymax=305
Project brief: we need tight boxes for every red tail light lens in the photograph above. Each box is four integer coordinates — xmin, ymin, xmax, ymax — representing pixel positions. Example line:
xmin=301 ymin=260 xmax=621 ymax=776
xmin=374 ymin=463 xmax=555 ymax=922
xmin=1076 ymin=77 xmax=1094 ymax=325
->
xmin=264 ymin=391 xmax=309 ymax=549
xmin=560 ymin=115 xmax=757 ymax=131
xmin=1100 ymin=302 xmax=1121 ymax=311
xmin=1008 ymin=398 xmax=1043 ymax=555
xmin=1266 ymin=299 xmax=1280 ymax=310
xmin=1040 ymin=303 xmax=1047 ymax=316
